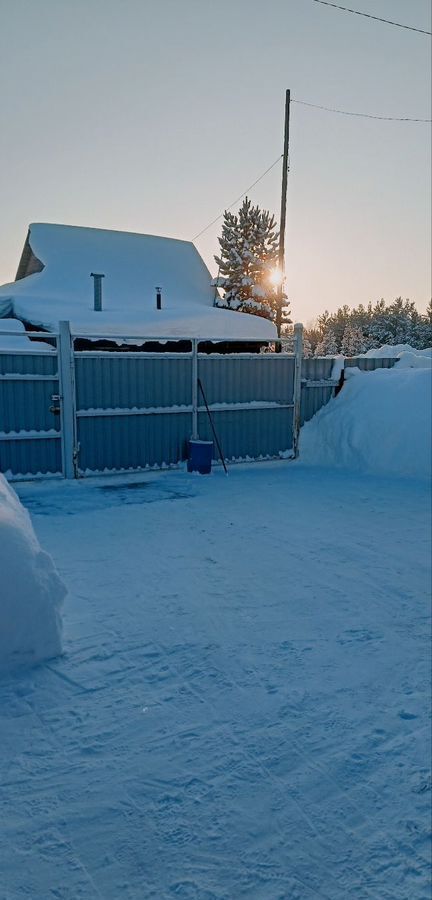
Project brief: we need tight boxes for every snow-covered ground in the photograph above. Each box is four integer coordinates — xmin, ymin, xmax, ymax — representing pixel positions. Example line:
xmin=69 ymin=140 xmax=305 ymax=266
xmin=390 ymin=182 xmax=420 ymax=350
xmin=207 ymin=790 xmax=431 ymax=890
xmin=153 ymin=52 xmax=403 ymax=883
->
xmin=1 ymin=461 xmax=430 ymax=899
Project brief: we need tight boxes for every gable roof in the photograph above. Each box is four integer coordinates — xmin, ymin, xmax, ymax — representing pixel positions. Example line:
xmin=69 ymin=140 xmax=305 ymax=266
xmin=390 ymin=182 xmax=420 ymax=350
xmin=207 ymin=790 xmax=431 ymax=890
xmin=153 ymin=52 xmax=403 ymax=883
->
xmin=0 ymin=223 xmax=276 ymax=341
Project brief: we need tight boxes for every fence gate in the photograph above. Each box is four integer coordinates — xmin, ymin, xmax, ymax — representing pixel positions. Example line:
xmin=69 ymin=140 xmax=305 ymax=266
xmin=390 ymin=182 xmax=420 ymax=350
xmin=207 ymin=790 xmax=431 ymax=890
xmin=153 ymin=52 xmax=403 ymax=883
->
xmin=0 ymin=331 xmax=64 ymax=479
xmin=1 ymin=321 xmax=355 ymax=481
xmin=69 ymin=325 xmax=304 ymax=477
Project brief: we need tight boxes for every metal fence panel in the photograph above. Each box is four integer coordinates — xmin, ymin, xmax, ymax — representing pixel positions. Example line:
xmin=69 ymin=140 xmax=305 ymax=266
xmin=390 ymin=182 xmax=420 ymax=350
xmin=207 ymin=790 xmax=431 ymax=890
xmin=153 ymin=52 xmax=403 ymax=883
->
xmin=198 ymin=407 xmax=294 ymax=461
xmin=0 ymin=352 xmax=58 ymax=377
xmin=0 ymin=379 xmax=61 ymax=433
xmin=0 ymin=346 xmax=62 ymax=477
xmin=75 ymin=354 xmax=192 ymax=410
xmin=301 ymin=385 xmax=335 ymax=425
xmin=198 ymin=355 xmax=295 ymax=405
xmin=0 ymin=436 xmax=62 ymax=478
xmin=300 ymin=357 xmax=338 ymax=425
xmin=345 ymin=357 xmax=398 ymax=371
xmin=301 ymin=358 xmax=335 ymax=380
xmin=76 ymin=412 xmax=190 ymax=473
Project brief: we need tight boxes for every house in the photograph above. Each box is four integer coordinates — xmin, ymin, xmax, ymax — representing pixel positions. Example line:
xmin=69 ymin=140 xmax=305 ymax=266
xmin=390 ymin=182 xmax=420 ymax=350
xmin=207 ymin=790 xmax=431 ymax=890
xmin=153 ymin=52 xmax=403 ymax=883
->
xmin=0 ymin=223 xmax=276 ymax=349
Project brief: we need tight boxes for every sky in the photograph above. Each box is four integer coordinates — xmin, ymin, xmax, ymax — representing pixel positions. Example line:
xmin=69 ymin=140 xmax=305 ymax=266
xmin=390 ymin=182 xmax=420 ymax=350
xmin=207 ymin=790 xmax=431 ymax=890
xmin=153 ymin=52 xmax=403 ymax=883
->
xmin=0 ymin=0 xmax=430 ymax=324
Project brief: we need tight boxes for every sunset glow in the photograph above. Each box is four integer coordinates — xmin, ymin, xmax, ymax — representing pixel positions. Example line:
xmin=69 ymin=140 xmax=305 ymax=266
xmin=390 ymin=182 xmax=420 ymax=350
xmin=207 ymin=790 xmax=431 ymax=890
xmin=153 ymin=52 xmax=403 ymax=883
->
xmin=269 ymin=267 xmax=283 ymax=287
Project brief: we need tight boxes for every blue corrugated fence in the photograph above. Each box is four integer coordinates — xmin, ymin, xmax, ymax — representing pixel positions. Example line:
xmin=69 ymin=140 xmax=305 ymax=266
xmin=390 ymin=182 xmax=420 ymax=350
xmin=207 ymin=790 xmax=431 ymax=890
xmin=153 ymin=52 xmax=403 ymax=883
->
xmin=0 ymin=322 xmax=398 ymax=480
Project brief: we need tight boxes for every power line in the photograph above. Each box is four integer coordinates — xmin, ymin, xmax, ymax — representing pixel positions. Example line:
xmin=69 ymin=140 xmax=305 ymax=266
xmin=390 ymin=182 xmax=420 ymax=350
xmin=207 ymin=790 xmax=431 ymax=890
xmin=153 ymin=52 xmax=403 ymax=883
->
xmin=293 ymin=99 xmax=432 ymax=122
xmin=192 ymin=155 xmax=283 ymax=241
xmin=192 ymin=95 xmax=430 ymax=243
xmin=310 ymin=0 xmax=431 ymax=35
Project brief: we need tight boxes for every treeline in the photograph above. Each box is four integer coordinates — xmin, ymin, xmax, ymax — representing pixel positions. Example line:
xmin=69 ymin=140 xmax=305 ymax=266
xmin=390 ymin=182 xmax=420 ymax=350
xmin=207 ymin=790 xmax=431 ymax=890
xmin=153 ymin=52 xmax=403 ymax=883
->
xmin=295 ymin=298 xmax=432 ymax=357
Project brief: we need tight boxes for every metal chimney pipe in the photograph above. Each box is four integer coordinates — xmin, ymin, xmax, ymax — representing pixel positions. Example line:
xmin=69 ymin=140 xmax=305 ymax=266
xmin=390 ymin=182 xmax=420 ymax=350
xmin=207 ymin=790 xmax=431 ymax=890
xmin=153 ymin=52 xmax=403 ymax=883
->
xmin=156 ymin=286 xmax=162 ymax=310
xmin=90 ymin=273 xmax=105 ymax=311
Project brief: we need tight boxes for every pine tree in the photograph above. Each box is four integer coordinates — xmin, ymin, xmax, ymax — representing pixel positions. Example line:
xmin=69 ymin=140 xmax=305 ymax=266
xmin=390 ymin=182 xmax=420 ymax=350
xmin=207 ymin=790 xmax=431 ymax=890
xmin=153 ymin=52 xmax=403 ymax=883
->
xmin=214 ymin=197 xmax=291 ymax=326
xmin=277 ymin=325 xmax=313 ymax=356
xmin=314 ymin=328 xmax=339 ymax=357
xmin=341 ymin=323 xmax=366 ymax=357
xmin=411 ymin=300 xmax=432 ymax=349
xmin=303 ymin=326 xmax=321 ymax=355
xmin=279 ymin=325 xmax=294 ymax=354
xmin=308 ymin=298 xmax=431 ymax=355
xmin=303 ymin=336 xmax=313 ymax=358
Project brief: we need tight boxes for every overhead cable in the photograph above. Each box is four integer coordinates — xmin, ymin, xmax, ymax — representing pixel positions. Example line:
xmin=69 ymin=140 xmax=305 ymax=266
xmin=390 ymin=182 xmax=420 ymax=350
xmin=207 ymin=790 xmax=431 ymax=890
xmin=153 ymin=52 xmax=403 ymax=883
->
xmin=310 ymin=0 xmax=431 ymax=35
xmin=192 ymin=155 xmax=283 ymax=241
xmin=293 ymin=99 xmax=432 ymax=122
xmin=192 ymin=96 xmax=430 ymax=242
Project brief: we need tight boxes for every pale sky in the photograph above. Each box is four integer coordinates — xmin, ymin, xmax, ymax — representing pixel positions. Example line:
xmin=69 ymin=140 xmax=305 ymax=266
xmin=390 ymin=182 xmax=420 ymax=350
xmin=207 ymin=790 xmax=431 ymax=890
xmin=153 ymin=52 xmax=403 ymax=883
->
xmin=0 ymin=0 xmax=430 ymax=323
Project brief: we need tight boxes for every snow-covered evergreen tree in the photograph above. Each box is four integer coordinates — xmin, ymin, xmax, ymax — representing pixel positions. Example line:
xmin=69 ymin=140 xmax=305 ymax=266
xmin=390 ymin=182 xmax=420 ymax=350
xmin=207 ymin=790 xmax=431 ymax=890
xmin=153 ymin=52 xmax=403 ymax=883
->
xmin=214 ymin=197 xmax=291 ymax=326
xmin=312 ymin=298 xmax=431 ymax=352
xmin=314 ymin=328 xmax=339 ymax=357
xmin=341 ymin=323 xmax=366 ymax=357
xmin=366 ymin=298 xmax=422 ymax=348
xmin=280 ymin=327 xmax=294 ymax=354
xmin=303 ymin=336 xmax=313 ymax=358
xmin=413 ymin=299 xmax=432 ymax=348
xmin=277 ymin=326 xmax=313 ymax=356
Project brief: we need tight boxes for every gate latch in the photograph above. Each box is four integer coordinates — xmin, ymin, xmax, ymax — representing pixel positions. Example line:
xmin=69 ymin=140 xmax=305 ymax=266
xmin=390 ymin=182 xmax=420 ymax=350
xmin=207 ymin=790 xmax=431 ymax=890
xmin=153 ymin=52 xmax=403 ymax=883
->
xmin=49 ymin=393 xmax=61 ymax=415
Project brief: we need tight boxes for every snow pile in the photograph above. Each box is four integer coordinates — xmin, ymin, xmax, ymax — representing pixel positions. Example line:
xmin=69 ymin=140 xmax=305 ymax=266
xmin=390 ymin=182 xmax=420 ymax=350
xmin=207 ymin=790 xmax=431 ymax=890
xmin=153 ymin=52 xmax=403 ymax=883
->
xmin=396 ymin=350 xmax=432 ymax=369
xmin=0 ymin=318 xmax=54 ymax=352
xmin=0 ymin=475 xmax=65 ymax=672
xmin=300 ymin=366 xmax=432 ymax=479
xmin=361 ymin=343 xmax=432 ymax=369
xmin=362 ymin=343 xmax=432 ymax=359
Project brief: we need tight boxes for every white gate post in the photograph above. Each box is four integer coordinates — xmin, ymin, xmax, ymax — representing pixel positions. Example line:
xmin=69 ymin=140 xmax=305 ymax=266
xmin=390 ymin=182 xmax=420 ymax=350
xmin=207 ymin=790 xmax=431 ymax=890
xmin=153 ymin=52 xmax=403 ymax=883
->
xmin=59 ymin=320 xmax=77 ymax=478
xmin=191 ymin=339 xmax=199 ymax=439
xmin=292 ymin=322 xmax=303 ymax=459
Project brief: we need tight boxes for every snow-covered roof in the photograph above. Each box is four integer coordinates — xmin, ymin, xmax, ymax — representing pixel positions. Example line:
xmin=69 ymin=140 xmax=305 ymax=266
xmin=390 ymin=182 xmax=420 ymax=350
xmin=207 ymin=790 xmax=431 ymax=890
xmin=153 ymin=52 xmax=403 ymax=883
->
xmin=0 ymin=223 xmax=276 ymax=341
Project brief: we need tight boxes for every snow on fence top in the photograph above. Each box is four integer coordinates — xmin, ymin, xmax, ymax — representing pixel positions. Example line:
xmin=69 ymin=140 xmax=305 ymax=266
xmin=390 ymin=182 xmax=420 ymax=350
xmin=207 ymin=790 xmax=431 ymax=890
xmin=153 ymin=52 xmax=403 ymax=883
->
xmin=0 ymin=223 xmax=276 ymax=341
xmin=0 ymin=475 xmax=65 ymax=672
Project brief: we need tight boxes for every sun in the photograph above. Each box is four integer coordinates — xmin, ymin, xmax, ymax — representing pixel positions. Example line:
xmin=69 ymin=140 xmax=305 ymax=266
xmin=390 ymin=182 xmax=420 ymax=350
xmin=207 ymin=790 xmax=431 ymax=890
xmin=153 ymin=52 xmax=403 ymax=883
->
xmin=269 ymin=267 xmax=283 ymax=287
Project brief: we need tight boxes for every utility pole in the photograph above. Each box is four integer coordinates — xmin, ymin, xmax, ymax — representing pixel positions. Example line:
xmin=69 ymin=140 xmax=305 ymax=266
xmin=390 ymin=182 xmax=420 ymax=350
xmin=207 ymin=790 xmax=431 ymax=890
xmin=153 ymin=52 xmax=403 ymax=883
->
xmin=276 ymin=89 xmax=290 ymax=339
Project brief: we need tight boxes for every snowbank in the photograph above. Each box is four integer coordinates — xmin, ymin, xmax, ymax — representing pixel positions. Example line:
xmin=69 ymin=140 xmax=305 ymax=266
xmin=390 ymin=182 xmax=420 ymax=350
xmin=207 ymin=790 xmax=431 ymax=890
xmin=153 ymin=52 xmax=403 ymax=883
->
xmin=396 ymin=350 xmax=432 ymax=369
xmin=362 ymin=343 xmax=432 ymax=359
xmin=300 ymin=366 xmax=432 ymax=480
xmin=0 ymin=475 xmax=65 ymax=672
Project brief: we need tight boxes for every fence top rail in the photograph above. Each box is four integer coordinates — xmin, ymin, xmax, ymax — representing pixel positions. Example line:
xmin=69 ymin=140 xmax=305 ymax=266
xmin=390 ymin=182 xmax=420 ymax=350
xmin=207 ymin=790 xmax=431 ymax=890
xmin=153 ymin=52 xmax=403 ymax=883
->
xmin=0 ymin=349 xmax=57 ymax=358
xmin=70 ymin=332 xmax=283 ymax=344
xmin=74 ymin=350 xmax=194 ymax=360
xmin=0 ymin=330 xmax=58 ymax=340
xmin=73 ymin=349 xmax=296 ymax=360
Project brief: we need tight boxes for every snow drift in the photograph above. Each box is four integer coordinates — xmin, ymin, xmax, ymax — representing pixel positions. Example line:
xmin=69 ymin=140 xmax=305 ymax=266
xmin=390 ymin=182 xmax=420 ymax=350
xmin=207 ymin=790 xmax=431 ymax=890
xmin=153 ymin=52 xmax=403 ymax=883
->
xmin=0 ymin=475 xmax=65 ymax=672
xmin=362 ymin=343 xmax=432 ymax=359
xmin=300 ymin=365 xmax=432 ymax=480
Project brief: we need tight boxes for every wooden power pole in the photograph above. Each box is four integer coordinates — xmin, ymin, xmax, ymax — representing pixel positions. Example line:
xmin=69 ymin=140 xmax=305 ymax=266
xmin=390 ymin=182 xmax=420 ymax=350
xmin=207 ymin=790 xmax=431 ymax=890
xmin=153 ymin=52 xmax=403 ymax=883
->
xmin=276 ymin=89 xmax=290 ymax=338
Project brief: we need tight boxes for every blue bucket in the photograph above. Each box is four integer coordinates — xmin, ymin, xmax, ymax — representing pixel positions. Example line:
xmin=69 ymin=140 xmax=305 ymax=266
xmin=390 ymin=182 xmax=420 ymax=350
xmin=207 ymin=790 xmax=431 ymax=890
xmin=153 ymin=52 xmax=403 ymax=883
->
xmin=187 ymin=439 xmax=213 ymax=474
